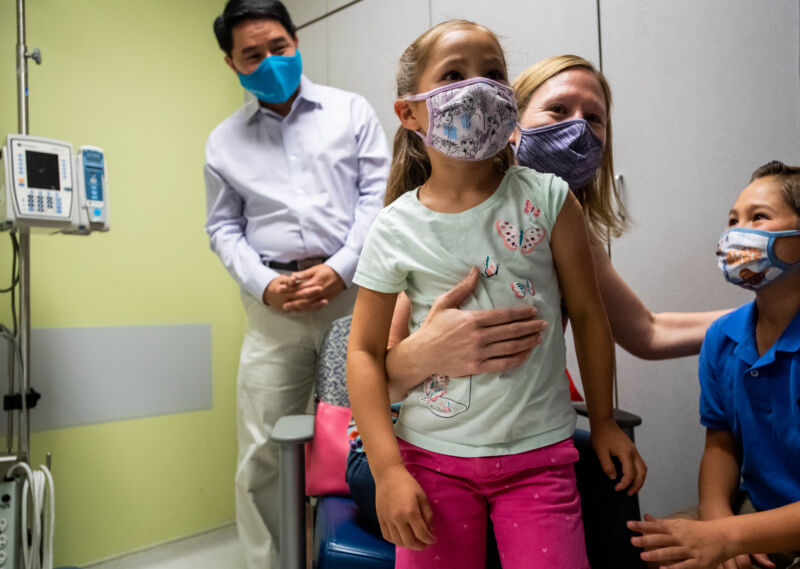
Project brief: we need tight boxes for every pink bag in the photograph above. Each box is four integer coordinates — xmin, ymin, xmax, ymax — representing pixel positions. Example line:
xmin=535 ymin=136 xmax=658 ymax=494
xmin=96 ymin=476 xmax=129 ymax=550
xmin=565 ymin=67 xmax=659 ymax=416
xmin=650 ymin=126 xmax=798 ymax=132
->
xmin=304 ymin=401 xmax=352 ymax=496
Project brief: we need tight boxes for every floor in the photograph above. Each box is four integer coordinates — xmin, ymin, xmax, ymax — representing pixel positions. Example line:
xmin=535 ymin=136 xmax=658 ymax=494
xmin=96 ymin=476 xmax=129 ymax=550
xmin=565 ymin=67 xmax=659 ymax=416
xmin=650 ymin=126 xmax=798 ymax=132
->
xmin=85 ymin=525 xmax=246 ymax=569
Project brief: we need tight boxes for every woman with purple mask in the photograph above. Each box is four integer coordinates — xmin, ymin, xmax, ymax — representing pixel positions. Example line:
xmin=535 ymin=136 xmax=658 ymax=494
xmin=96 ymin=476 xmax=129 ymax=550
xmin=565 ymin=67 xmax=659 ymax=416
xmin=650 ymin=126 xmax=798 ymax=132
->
xmin=383 ymin=55 xmax=730 ymax=401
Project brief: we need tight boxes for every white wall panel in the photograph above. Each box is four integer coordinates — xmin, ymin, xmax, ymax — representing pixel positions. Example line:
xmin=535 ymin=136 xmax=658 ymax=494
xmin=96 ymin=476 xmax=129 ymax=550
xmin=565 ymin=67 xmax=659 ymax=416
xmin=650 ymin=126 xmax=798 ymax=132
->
xmin=0 ymin=325 xmax=212 ymax=431
xmin=325 ymin=0 xmax=431 ymax=145
xmin=430 ymin=0 xmax=600 ymax=80
xmin=601 ymin=0 xmax=800 ymax=516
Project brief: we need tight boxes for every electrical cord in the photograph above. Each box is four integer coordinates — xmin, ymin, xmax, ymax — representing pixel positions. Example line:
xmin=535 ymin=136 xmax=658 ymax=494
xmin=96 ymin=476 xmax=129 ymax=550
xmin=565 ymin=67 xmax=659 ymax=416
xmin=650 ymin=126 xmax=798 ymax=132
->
xmin=7 ymin=462 xmax=54 ymax=569
xmin=1 ymin=233 xmax=20 ymax=338
xmin=0 ymin=232 xmax=19 ymax=293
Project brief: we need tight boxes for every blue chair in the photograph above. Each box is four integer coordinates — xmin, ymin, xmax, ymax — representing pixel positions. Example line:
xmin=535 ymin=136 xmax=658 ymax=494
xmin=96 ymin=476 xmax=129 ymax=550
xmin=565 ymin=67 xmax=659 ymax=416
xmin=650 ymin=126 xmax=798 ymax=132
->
xmin=273 ymin=315 xmax=645 ymax=569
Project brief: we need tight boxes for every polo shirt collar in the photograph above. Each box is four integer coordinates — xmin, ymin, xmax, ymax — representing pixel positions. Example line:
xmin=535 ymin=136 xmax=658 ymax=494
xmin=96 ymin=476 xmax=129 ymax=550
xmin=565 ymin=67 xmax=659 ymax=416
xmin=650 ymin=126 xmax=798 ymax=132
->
xmin=723 ymin=301 xmax=800 ymax=365
xmin=776 ymin=306 xmax=800 ymax=353
xmin=244 ymin=75 xmax=320 ymax=122
xmin=723 ymin=302 xmax=759 ymax=365
xmin=722 ymin=302 xmax=756 ymax=344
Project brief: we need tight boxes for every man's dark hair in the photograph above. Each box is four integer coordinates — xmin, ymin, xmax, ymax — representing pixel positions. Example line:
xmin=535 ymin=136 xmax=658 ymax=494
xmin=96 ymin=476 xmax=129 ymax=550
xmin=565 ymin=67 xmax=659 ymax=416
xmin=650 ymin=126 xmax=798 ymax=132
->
xmin=214 ymin=0 xmax=296 ymax=56
xmin=750 ymin=160 xmax=800 ymax=217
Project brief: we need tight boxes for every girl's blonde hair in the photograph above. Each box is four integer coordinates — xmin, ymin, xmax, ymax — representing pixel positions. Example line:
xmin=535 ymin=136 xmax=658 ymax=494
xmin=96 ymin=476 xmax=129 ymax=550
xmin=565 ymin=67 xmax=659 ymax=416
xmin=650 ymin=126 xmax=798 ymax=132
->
xmin=513 ymin=54 xmax=629 ymax=242
xmin=384 ymin=19 xmax=515 ymax=206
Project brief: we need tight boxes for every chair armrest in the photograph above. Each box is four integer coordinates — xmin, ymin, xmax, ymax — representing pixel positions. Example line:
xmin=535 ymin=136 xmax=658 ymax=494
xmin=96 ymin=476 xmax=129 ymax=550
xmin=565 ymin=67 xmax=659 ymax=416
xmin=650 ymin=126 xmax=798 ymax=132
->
xmin=274 ymin=414 xmax=315 ymax=569
xmin=273 ymin=414 xmax=315 ymax=444
xmin=573 ymin=403 xmax=642 ymax=440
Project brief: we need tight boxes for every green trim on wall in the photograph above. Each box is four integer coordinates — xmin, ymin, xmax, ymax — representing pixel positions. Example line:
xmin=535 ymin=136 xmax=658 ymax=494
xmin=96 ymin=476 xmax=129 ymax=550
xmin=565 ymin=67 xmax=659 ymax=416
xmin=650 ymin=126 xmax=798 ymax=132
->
xmin=1 ymin=1 xmax=245 ymax=565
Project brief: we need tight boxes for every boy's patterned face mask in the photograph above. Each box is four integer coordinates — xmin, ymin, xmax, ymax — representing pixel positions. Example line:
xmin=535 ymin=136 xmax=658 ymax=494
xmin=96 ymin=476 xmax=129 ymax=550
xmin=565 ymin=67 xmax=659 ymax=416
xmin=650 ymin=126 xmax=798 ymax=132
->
xmin=403 ymin=77 xmax=518 ymax=161
xmin=716 ymin=227 xmax=800 ymax=289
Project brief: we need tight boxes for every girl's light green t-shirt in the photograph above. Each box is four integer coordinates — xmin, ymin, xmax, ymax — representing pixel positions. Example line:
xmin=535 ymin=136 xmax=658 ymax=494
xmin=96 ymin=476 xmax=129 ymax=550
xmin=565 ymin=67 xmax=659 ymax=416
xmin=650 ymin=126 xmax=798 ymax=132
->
xmin=354 ymin=166 xmax=575 ymax=457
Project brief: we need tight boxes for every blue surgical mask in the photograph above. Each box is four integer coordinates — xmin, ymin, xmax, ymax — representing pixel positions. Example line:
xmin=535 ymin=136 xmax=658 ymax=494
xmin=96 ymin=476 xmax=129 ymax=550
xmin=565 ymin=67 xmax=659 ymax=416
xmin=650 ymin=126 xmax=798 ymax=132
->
xmin=716 ymin=227 xmax=800 ymax=289
xmin=515 ymin=118 xmax=604 ymax=189
xmin=238 ymin=51 xmax=302 ymax=104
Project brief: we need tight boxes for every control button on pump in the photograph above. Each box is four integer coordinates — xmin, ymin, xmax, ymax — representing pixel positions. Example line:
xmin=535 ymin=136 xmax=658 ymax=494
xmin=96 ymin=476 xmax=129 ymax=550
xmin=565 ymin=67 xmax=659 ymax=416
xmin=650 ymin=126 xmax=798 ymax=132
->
xmin=1 ymin=495 xmax=9 ymax=504
xmin=0 ymin=519 xmax=7 ymax=531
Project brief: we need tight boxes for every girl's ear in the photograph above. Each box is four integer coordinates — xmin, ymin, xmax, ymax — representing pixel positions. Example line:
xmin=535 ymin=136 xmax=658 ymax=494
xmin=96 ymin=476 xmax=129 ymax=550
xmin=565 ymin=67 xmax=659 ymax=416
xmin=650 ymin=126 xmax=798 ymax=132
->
xmin=394 ymin=99 xmax=423 ymax=133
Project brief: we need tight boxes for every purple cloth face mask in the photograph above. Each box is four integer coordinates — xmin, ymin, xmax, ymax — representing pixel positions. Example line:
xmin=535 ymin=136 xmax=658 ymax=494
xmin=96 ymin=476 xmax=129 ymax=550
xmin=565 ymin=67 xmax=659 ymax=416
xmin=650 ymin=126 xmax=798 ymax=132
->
xmin=404 ymin=77 xmax=518 ymax=161
xmin=515 ymin=118 xmax=604 ymax=190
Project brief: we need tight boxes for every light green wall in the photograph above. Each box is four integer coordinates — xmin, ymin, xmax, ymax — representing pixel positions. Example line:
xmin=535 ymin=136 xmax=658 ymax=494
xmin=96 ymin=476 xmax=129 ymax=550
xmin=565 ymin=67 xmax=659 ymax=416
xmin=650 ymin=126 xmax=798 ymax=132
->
xmin=1 ymin=1 xmax=246 ymax=565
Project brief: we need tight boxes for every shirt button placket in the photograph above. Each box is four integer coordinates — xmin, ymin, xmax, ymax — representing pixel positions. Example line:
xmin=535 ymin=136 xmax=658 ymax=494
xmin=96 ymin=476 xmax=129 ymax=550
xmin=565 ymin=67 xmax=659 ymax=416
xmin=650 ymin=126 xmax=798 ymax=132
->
xmin=284 ymin=127 xmax=307 ymax=250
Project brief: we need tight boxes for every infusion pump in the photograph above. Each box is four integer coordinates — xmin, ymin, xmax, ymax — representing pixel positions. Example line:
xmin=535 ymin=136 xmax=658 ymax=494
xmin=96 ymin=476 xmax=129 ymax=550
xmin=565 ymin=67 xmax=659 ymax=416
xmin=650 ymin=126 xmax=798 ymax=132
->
xmin=73 ymin=145 xmax=110 ymax=233
xmin=0 ymin=134 xmax=109 ymax=233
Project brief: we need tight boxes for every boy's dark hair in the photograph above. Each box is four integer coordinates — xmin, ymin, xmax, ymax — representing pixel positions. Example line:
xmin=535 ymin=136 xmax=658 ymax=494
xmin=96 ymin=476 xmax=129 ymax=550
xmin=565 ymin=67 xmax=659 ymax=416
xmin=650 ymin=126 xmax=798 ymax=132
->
xmin=214 ymin=0 xmax=296 ymax=56
xmin=750 ymin=160 xmax=800 ymax=217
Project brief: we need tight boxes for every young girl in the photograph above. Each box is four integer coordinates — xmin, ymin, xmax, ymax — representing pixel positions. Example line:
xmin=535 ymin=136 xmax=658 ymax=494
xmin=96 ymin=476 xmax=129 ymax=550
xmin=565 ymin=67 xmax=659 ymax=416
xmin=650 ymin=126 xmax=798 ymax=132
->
xmin=629 ymin=161 xmax=800 ymax=569
xmin=346 ymin=20 xmax=646 ymax=569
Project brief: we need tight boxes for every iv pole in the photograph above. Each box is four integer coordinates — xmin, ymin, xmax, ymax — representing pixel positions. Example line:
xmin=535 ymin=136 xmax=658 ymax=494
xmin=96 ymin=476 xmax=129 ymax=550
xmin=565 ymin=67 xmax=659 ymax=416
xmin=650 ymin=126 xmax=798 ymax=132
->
xmin=12 ymin=0 xmax=41 ymax=465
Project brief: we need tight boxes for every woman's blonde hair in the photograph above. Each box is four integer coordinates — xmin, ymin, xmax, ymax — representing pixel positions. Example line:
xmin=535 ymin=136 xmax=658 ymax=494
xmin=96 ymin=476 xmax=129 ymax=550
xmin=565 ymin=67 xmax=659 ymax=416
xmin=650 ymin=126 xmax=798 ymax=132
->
xmin=384 ymin=19 xmax=515 ymax=206
xmin=513 ymin=54 xmax=629 ymax=241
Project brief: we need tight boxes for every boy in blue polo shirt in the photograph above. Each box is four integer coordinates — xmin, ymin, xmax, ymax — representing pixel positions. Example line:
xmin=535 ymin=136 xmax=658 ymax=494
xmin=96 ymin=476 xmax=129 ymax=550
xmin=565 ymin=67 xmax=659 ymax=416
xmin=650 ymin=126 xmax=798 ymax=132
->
xmin=629 ymin=161 xmax=800 ymax=569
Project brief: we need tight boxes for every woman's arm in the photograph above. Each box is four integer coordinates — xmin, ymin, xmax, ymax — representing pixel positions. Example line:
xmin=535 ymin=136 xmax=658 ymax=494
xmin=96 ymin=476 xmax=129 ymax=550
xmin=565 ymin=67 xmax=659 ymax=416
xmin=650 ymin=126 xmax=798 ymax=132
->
xmin=591 ymin=241 xmax=729 ymax=359
xmin=384 ymin=267 xmax=547 ymax=399
xmin=551 ymin=192 xmax=647 ymax=494
xmin=346 ymin=287 xmax=434 ymax=550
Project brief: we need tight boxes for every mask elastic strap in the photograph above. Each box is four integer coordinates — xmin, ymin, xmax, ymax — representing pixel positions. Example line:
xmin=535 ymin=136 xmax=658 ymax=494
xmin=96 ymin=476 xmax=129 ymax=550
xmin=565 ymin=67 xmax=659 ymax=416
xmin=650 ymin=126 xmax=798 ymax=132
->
xmin=767 ymin=229 xmax=800 ymax=270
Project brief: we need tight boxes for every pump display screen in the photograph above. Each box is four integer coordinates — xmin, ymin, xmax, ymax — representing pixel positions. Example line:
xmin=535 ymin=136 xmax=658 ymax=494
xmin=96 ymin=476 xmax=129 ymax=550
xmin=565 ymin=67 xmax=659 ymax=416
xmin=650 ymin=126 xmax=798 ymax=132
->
xmin=85 ymin=170 xmax=103 ymax=201
xmin=25 ymin=150 xmax=60 ymax=190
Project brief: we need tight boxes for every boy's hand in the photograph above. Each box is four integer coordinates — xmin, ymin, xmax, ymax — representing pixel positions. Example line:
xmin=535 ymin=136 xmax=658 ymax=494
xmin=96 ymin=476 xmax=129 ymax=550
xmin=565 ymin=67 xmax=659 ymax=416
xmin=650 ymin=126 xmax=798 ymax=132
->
xmin=628 ymin=514 xmax=775 ymax=569
xmin=374 ymin=464 xmax=436 ymax=550
xmin=589 ymin=418 xmax=647 ymax=495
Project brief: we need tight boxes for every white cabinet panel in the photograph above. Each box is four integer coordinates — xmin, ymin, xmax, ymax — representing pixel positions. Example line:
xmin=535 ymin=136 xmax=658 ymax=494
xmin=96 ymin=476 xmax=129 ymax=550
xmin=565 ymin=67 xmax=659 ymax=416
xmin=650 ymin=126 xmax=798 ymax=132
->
xmin=601 ymin=0 xmax=800 ymax=516
xmin=431 ymin=0 xmax=600 ymax=80
xmin=328 ymin=0 xmax=355 ymax=11
xmin=297 ymin=18 xmax=328 ymax=85
xmin=286 ymin=0 xmax=326 ymax=29
xmin=326 ymin=0 xmax=431 ymax=145
xmin=289 ymin=0 xmax=357 ymax=29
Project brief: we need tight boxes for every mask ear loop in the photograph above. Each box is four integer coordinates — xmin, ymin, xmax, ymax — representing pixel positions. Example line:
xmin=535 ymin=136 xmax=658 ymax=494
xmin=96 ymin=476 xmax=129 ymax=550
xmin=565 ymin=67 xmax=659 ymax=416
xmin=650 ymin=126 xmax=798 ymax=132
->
xmin=511 ymin=122 xmax=523 ymax=159
xmin=422 ymin=96 xmax=436 ymax=146
xmin=766 ymin=229 xmax=800 ymax=270
xmin=401 ymin=93 xmax=434 ymax=147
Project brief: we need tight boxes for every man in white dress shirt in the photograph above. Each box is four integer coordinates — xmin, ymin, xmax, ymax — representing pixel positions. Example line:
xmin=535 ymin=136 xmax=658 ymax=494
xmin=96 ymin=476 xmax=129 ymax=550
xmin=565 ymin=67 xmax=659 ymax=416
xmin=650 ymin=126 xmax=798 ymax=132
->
xmin=204 ymin=1 xmax=389 ymax=566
